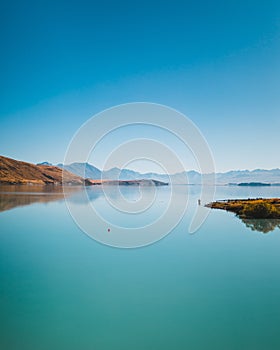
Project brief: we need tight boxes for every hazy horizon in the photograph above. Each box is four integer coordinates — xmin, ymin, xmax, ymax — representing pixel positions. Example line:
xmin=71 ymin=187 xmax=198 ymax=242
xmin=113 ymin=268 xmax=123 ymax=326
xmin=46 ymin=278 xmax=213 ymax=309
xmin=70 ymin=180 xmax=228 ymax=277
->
xmin=2 ymin=153 xmax=280 ymax=175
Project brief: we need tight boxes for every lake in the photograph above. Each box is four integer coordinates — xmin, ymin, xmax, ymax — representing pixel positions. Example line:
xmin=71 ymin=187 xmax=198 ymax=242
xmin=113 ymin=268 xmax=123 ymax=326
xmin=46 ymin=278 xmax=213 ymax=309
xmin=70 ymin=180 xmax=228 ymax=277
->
xmin=0 ymin=184 xmax=280 ymax=350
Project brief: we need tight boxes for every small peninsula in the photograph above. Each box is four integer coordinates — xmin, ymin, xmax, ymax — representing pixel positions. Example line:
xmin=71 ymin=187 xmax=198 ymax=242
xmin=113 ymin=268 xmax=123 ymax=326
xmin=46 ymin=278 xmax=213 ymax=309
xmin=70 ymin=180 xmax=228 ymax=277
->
xmin=86 ymin=179 xmax=168 ymax=186
xmin=237 ymin=182 xmax=271 ymax=186
xmin=206 ymin=198 xmax=280 ymax=219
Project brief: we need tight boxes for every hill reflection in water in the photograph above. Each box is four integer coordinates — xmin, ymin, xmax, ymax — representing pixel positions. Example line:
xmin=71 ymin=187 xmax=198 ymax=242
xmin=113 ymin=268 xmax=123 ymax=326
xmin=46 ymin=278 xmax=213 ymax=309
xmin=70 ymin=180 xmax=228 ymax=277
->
xmin=0 ymin=185 xmax=81 ymax=213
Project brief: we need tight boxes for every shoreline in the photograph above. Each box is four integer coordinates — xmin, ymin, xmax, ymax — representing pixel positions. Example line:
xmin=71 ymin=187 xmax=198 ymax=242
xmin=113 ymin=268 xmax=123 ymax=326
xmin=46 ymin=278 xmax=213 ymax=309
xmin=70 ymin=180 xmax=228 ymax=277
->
xmin=206 ymin=198 xmax=280 ymax=219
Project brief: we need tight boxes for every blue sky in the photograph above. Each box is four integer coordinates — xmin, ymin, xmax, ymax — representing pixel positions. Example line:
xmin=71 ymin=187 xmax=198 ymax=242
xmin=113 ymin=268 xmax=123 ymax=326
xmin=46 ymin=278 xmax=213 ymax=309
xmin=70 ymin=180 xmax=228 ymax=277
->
xmin=0 ymin=0 xmax=279 ymax=172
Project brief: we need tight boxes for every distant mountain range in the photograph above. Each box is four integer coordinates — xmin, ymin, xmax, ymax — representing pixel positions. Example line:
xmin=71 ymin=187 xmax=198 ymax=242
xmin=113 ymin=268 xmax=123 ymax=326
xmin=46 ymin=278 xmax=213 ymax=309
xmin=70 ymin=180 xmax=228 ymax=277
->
xmin=1 ymin=154 xmax=279 ymax=187
xmin=0 ymin=156 xmax=167 ymax=186
xmin=38 ymin=161 xmax=280 ymax=185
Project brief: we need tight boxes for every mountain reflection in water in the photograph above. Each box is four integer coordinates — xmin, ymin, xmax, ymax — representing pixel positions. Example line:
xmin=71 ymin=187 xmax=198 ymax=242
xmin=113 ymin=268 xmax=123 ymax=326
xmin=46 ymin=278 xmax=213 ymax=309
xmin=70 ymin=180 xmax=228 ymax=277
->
xmin=1 ymin=185 xmax=280 ymax=235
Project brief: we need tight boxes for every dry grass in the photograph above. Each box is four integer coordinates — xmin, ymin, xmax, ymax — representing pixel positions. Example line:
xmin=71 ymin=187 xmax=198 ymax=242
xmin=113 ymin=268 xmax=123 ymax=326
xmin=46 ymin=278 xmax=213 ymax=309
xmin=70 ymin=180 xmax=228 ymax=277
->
xmin=206 ymin=198 xmax=280 ymax=219
xmin=0 ymin=155 xmax=85 ymax=185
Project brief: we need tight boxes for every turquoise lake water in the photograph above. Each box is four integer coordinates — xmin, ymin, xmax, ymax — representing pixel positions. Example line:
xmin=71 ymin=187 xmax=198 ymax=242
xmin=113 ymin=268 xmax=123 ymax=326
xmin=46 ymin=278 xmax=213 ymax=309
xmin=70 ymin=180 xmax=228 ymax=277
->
xmin=0 ymin=185 xmax=280 ymax=350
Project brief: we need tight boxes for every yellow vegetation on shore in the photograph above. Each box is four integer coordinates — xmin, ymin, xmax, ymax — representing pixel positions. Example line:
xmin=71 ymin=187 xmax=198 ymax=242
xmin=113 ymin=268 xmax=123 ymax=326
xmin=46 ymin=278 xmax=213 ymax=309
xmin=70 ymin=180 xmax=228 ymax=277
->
xmin=206 ymin=198 xmax=280 ymax=219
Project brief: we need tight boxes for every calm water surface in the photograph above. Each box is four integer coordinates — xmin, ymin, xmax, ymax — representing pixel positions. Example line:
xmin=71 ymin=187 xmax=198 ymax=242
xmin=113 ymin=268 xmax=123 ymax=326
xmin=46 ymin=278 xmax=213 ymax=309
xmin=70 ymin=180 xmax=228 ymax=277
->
xmin=0 ymin=185 xmax=280 ymax=350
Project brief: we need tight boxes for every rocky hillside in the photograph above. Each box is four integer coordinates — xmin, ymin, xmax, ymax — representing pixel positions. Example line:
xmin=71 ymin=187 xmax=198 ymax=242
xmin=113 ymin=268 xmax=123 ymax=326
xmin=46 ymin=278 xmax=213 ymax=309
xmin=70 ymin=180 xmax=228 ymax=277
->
xmin=0 ymin=155 xmax=87 ymax=185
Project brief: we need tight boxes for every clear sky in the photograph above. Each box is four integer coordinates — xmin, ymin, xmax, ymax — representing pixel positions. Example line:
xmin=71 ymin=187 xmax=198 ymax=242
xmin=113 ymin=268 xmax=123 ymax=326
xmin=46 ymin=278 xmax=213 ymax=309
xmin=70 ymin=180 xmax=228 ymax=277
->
xmin=0 ymin=0 xmax=279 ymax=172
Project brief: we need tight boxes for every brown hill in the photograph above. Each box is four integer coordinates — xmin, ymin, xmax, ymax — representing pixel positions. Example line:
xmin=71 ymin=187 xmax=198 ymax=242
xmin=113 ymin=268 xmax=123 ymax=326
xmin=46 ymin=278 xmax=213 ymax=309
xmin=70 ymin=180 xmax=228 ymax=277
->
xmin=0 ymin=155 xmax=87 ymax=185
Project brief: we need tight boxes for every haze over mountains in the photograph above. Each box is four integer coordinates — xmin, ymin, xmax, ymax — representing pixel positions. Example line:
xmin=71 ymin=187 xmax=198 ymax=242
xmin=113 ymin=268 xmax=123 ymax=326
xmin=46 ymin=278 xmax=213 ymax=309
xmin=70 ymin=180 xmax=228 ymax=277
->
xmin=57 ymin=162 xmax=101 ymax=180
xmin=39 ymin=161 xmax=280 ymax=185
xmin=2 ymin=155 xmax=280 ymax=185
